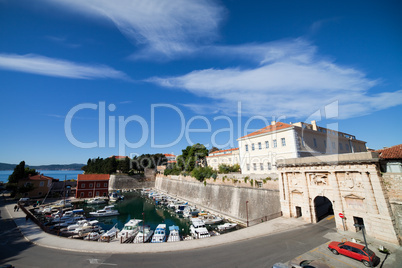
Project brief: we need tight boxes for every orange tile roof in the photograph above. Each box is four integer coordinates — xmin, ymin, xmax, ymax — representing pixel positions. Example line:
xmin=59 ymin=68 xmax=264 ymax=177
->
xmin=24 ymin=174 xmax=56 ymax=181
xmin=376 ymin=144 xmax=402 ymax=159
xmin=209 ymin=148 xmax=239 ymax=155
xmin=164 ymin=154 xmax=176 ymax=157
xmin=109 ymin=155 xmax=127 ymax=159
xmin=77 ymin=174 xmax=110 ymax=181
xmin=239 ymin=122 xmax=293 ymax=139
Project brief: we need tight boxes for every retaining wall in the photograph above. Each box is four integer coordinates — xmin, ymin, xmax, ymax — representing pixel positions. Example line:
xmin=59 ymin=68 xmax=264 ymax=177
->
xmin=155 ymin=175 xmax=281 ymax=225
xmin=109 ymin=175 xmax=154 ymax=191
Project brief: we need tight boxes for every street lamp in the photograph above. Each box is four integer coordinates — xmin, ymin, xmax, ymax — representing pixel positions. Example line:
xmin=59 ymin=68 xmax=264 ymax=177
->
xmin=354 ymin=224 xmax=373 ymax=268
xmin=246 ymin=201 xmax=249 ymax=227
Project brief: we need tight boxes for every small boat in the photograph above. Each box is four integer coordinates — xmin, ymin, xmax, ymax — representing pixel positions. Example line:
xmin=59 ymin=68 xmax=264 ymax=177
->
xmin=87 ymin=197 xmax=107 ymax=205
xmin=217 ymin=222 xmax=237 ymax=231
xmin=151 ymin=224 xmax=167 ymax=243
xmin=100 ymin=224 xmax=120 ymax=242
xmin=133 ymin=225 xmax=153 ymax=243
xmin=118 ymin=219 xmax=142 ymax=240
xmin=67 ymin=220 xmax=89 ymax=232
xmin=190 ymin=218 xmax=210 ymax=239
xmin=75 ymin=220 xmax=102 ymax=235
xmin=109 ymin=192 xmax=124 ymax=202
xmin=84 ymin=232 xmax=102 ymax=241
xmin=89 ymin=205 xmax=119 ymax=217
xmin=51 ymin=200 xmax=72 ymax=209
xmin=167 ymin=225 xmax=181 ymax=242
xmin=198 ymin=214 xmax=223 ymax=225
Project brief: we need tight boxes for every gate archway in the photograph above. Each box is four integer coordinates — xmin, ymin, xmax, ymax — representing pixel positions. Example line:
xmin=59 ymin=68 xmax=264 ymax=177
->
xmin=314 ymin=196 xmax=333 ymax=222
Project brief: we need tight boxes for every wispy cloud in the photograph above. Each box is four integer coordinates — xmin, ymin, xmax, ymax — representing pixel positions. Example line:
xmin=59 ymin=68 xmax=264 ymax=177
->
xmin=45 ymin=35 xmax=81 ymax=49
xmin=41 ymin=0 xmax=224 ymax=59
xmin=149 ymin=39 xmax=402 ymax=119
xmin=0 ymin=53 xmax=128 ymax=80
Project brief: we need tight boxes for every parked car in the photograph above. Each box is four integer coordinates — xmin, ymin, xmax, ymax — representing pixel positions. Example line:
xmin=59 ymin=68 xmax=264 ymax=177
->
xmin=328 ymin=241 xmax=380 ymax=267
xmin=289 ymin=259 xmax=330 ymax=268
xmin=272 ymin=263 xmax=289 ymax=268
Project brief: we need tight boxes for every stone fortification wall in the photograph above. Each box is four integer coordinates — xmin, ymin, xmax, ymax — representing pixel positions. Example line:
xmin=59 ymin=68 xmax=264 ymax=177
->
xmin=109 ymin=175 xmax=155 ymax=191
xmin=383 ymin=173 xmax=402 ymax=242
xmin=155 ymin=175 xmax=281 ymax=225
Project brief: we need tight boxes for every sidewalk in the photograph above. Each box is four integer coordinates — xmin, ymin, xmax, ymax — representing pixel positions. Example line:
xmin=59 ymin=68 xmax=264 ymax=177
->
xmin=4 ymin=201 xmax=309 ymax=253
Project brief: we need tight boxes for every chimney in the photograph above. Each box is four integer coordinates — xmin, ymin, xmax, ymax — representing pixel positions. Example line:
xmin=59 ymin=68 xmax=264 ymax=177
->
xmin=271 ymin=121 xmax=276 ymax=126
xmin=311 ymin=120 xmax=318 ymax=131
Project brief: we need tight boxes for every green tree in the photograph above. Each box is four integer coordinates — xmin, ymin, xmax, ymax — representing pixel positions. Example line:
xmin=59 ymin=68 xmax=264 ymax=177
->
xmin=8 ymin=161 xmax=38 ymax=184
xmin=191 ymin=166 xmax=217 ymax=182
xmin=209 ymin=147 xmax=220 ymax=154
xmin=178 ymin=143 xmax=208 ymax=172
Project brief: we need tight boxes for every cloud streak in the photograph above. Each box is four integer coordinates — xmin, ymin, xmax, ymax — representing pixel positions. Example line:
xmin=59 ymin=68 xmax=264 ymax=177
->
xmin=0 ymin=53 xmax=128 ymax=80
xmin=42 ymin=0 xmax=224 ymax=59
xmin=149 ymin=39 xmax=402 ymax=119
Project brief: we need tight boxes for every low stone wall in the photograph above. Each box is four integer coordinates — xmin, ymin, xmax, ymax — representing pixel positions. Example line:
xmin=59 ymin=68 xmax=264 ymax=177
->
xmin=383 ymin=173 xmax=402 ymax=242
xmin=155 ymin=175 xmax=281 ymax=225
xmin=109 ymin=175 xmax=154 ymax=191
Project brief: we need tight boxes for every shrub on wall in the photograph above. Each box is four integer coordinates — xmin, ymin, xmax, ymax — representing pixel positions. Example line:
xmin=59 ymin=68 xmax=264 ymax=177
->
xmin=218 ymin=164 xmax=241 ymax=174
xmin=191 ymin=166 xmax=217 ymax=182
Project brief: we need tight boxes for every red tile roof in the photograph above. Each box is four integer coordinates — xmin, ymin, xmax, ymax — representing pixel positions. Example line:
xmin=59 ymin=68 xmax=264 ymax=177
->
xmin=376 ymin=144 xmax=402 ymax=159
xmin=77 ymin=174 xmax=110 ymax=181
xmin=24 ymin=174 xmax=56 ymax=181
xmin=164 ymin=154 xmax=176 ymax=157
xmin=109 ymin=155 xmax=127 ymax=159
xmin=239 ymin=122 xmax=293 ymax=139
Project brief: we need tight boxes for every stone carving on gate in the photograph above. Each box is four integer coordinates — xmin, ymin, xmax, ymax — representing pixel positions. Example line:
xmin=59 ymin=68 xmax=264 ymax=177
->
xmin=308 ymin=173 xmax=329 ymax=186
xmin=337 ymin=172 xmax=364 ymax=190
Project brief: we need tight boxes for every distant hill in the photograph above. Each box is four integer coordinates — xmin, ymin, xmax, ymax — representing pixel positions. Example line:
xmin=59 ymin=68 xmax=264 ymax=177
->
xmin=0 ymin=163 xmax=85 ymax=171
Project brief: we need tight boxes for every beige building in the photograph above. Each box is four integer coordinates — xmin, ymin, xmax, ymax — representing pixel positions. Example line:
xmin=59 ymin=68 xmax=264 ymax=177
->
xmin=277 ymin=152 xmax=400 ymax=245
xmin=238 ymin=121 xmax=367 ymax=175
xmin=206 ymin=148 xmax=240 ymax=170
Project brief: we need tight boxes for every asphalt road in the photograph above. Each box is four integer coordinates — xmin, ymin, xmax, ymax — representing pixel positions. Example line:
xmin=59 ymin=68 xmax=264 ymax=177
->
xmin=0 ymin=198 xmax=336 ymax=268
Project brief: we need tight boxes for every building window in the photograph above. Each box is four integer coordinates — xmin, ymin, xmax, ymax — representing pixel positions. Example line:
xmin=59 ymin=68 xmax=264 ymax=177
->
xmin=281 ymin=138 xmax=286 ymax=146
xmin=324 ymin=140 xmax=327 ymax=148
xmin=253 ymin=163 xmax=257 ymax=170
xmin=246 ymin=164 xmax=250 ymax=171
xmin=104 ymin=183 xmax=107 ymax=187
xmin=89 ymin=183 xmax=93 ymax=188
xmin=97 ymin=183 xmax=100 ymax=187
xmin=268 ymin=162 xmax=272 ymax=170
xmin=80 ymin=192 xmax=84 ymax=198
xmin=38 ymin=192 xmax=42 ymax=196
xmin=88 ymin=192 xmax=92 ymax=197
xmin=260 ymin=163 xmax=264 ymax=170
xmin=258 ymin=142 xmax=262 ymax=150
xmin=265 ymin=141 xmax=269 ymax=148
xmin=251 ymin=143 xmax=255 ymax=150
xmin=345 ymin=144 xmax=349 ymax=151
xmin=82 ymin=183 xmax=85 ymax=188
xmin=245 ymin=144 xmax=248 ymax=151
xmin=332 ymin=142 xmax=336 ymax=149
xmin=273 ymin=139 xmax=277 ymax=148
xmin=39 ymin=181 xmax=44 ymax=187
xmin=313 ymin=138 xmax=317 ymax=148
xmin=339 ymin=143 xmax=343 ymax=150
xmin=96 ymin=191 xmax=100 ymax=196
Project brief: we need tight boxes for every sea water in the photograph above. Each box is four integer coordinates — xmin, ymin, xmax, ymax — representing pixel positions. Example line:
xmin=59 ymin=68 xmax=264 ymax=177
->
xmin=0 ymin=170 xmax=84 ymax=183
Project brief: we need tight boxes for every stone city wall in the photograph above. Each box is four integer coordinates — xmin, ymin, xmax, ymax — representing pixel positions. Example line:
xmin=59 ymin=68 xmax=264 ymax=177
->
xmin=383 ymin=172 xmax=402 ymax=242
xmin=109 ymin=174 xmax=154 ymax=191
xmin=155 ymin=175 xmax=281 ymax=225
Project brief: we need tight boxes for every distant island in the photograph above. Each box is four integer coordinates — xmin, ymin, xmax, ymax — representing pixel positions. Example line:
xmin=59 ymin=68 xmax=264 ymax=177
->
xmin=0 ymin=162 xmax=85 ymax=171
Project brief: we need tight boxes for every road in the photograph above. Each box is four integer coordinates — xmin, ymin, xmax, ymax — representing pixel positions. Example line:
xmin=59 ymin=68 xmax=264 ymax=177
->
xmin=0 ymin=197 xmax=336 ymax=268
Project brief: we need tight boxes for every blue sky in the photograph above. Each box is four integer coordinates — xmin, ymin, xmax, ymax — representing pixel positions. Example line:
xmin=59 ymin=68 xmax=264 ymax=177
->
xmin=0 ymin=0 xmax=401 ymax=165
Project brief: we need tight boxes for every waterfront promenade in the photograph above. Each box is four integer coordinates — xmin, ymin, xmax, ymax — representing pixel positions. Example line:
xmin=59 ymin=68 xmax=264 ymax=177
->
xmin=4 ymin=200 xmax=308 ymax=253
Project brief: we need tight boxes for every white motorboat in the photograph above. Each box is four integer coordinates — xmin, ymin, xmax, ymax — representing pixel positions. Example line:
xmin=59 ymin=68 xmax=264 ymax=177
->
xmin=198 ymin=214 xmax=223 ymax=225
xmin=133 ymin=225 xmax=153 ymax=243
xmin=51 ymin=200 xmax=72 ymax=209
xmin=217 ymin=222 xmax=237 ymax=231
xmin=87 ymin=197 xmax=107 ymax=205
xmin=190 ymin=218 xmax=210 ymax=239
xmin=89 ymin=205 xmax=119 ymax=217
xmin=100 ymin=224 xmax=120 ymax=242
xmin=151 ymin=224 xmax=167 ymax=243
xmin=118 ymin=219 xmax=142 ymax=239
xmin=84 ymin=232 xmax=101 ymax=241
xmin=167 ymin=225 xmax=181 ymax=242
xmin=109 ymin=192 xmax=124 ymax=202
xmin=67 ymin=220 xmax=89 ymax=232
xmin=75 ymin=220 xmax=102 ymax=235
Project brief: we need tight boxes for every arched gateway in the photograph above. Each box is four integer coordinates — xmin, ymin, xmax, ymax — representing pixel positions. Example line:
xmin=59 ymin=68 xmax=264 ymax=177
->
xmin=277 ymin=152 xmax=400 ymax=245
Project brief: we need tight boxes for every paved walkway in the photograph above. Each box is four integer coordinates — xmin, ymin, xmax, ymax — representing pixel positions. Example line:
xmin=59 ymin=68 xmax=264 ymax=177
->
xmin=4 ymin=201 xmax=309 ymax=253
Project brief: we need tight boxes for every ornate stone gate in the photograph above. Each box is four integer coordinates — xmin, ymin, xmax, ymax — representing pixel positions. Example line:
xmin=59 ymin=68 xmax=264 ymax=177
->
xmin=277 ymin=152 xmax=400 ymax=245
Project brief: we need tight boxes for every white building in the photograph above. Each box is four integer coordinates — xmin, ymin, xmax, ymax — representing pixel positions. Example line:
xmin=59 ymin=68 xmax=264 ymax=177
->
xmin=206 ymin=148 xmax=240 ymax=170
xmin=238 ymin=120 xmax=367 ymax=175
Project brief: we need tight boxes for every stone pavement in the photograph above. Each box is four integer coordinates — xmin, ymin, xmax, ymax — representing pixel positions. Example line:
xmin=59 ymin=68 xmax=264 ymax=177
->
xmin=3 ymin=201 xmax=309 ymax=253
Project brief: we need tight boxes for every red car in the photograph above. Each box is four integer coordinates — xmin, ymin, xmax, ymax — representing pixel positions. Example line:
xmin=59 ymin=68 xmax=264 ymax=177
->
xmin=328 ymin=241 xmax=379 ymax=267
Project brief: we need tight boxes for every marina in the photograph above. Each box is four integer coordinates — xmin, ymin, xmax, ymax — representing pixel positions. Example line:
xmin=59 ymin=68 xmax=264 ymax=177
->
xmin=30 ymin=189 xmax=240 ymax=244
